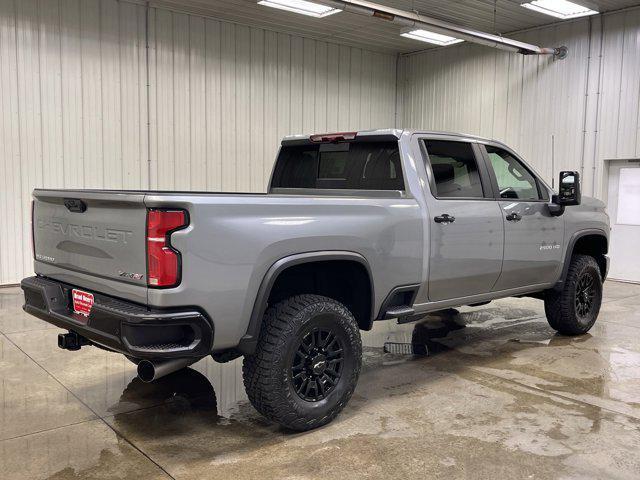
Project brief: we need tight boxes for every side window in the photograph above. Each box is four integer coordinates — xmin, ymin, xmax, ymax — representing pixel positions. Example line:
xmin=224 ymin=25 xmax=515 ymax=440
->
xmin=424 ymin=140 xmax=484 ymax=198
xmin=485 ymin=146 xmax=542 ymax=200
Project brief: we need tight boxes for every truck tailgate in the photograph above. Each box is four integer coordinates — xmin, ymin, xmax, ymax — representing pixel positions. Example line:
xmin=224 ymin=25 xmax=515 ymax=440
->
xmin=32 ymin=190 xmax=148 ymax=301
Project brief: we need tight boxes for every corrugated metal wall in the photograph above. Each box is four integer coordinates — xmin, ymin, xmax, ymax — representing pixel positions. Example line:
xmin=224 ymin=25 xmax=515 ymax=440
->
xmin=398 ymin=7 xmax=640 ymax=199
xmin=0 ymin=0 xmax=397 ymax=285
xmin=147 ymin=7 xmax=396 ymax=191
xmin=2 ymin=0 xmax=638 ymax=286
xmin=0 ymin=0 xmax=150 ymax=285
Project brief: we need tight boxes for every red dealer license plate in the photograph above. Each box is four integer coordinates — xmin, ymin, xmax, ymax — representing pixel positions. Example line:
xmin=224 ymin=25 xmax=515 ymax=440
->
xmin=72 ymin=289 xmax=94 ymax=317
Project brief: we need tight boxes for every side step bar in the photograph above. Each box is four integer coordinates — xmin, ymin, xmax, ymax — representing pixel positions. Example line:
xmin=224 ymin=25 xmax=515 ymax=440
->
xmin=383 ymin=306 xmax=415 ymax=320
xmin=378 ymin=284 xmax=420 ymax=321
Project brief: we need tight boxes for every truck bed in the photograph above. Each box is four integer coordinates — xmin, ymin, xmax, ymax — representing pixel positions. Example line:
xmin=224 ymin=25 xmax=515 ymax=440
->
xmin=32 ymin=188 xmax=423 ymax=350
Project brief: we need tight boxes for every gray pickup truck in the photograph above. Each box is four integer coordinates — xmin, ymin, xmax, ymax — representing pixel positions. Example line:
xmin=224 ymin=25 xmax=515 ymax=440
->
xmin=21 ymin=129 xmax=609 ymax=430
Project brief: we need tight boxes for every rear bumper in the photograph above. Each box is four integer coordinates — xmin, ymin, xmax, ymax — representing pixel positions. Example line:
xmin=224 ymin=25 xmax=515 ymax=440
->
xmin=21 ymin=276 xmax=213 ymax=359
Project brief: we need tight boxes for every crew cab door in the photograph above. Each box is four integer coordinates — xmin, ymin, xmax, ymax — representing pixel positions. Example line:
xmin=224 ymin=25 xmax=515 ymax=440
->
xmin=479 ymin=144 xmax=564 ymax=290
xmin=419 ymin=139 xmax=504 ymax=302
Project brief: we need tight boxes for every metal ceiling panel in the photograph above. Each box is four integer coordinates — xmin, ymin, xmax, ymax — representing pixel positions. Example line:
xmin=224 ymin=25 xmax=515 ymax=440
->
xmin=148 ymin=0 xmax=640 ymax=53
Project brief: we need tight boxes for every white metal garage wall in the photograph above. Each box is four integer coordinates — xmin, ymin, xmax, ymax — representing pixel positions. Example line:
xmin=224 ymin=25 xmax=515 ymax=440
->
xmin=147 ymin=7 xmax=397 ymax=192
xmin=0 ymin=0 xmax=149 ymax=285
xmin=398 ymin=7 xmax=640 ymax=199
xmin=0 ymin=0 xmax=397 ymax=285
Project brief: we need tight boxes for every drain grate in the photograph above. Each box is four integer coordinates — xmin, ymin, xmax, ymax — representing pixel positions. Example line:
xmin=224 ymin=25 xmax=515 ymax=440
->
xmin=383 ymin=342 xmax=429 ymax=356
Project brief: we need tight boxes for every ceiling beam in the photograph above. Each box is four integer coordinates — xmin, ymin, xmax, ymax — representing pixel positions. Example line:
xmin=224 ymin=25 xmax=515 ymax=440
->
xmin=317 ymin=0 xmax=568 ymax=57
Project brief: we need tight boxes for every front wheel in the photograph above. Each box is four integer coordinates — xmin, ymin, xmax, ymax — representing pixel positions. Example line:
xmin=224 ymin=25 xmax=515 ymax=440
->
xmin=242 ymin=294 xmax=362 ymax=431
xmin=544 ymin=254 xmax=603 ymax=335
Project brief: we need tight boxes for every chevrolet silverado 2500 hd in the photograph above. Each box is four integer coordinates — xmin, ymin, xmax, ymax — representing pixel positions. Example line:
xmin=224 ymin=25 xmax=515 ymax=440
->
xmin=21 ymin=129 xmax=609 ymax=431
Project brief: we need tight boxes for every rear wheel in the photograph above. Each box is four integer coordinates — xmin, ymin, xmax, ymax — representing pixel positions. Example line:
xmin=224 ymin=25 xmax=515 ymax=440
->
xmin=242 ymin=294 xmax=362 ymax=431
xmin=544 ymin=254 xmax=602 ymax=335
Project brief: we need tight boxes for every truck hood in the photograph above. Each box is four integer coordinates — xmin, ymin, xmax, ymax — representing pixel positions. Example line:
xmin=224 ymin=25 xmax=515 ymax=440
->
xmin=581 ymin=196 xmax=606 ymax=210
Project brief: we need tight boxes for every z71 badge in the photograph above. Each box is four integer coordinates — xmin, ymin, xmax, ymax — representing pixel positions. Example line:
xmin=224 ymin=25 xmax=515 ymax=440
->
xmin=118 ymin=270 xmax=144 ymax=280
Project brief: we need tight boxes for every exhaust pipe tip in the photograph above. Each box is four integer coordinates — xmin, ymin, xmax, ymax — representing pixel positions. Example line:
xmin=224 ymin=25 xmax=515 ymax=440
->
xmin=137 ymin=357 xmax=199 ymax=383
xmin=137 ymin=360 xmax=156 ymax=383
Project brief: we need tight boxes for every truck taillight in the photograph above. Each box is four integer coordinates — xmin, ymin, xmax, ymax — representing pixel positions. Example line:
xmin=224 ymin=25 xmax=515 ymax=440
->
xmin=146 ymin=209 xmax=188 ymax=288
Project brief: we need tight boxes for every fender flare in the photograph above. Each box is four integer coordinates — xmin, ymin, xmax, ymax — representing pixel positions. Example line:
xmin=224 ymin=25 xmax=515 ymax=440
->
xmin=237 ymin=251 xmax=374 ymax=354
xmin=555 ymin=228 xmax=608 ymax=290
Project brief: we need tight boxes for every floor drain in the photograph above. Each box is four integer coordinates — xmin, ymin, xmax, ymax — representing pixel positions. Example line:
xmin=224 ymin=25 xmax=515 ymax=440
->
xmin=383 ymin=342 xmax=429 ymax=356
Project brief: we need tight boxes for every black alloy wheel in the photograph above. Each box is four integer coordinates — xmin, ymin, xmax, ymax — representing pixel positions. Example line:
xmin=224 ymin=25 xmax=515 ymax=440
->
xmin=242 ymin=294 xmax=362 ymax=431
xmin=575 ymin=271 xmax=596 ymax=318
xmin=544 ymin=254 xmax=602 ymax=335
xmin=291 ymin=327 xmax=344 ymax=402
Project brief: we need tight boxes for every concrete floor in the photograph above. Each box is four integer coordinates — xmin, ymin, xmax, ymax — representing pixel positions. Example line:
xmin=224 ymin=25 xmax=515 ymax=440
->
xmin=1 ymin=281 xmax=639 ymax=479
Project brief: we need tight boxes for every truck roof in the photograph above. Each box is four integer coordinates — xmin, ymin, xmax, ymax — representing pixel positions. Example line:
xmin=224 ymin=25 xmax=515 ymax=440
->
xmin=281 ymin=128 xmax=501 ymax=145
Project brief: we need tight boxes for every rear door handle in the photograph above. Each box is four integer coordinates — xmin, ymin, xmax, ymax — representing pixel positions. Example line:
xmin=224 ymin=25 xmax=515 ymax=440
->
xmin=506 ymin=212 xmax=522 ymax=222
xmin=434 ymin=214 xmax=455 ymax=224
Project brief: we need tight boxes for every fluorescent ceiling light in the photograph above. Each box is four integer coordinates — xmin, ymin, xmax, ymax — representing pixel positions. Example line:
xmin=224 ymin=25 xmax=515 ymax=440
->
xmin=257 ymin=0 xmax=341 ymax=18
xmin=400 ymin=29 xmax=464 ymax=46
xmin=521 ymin=0 xmax=598 ymax=19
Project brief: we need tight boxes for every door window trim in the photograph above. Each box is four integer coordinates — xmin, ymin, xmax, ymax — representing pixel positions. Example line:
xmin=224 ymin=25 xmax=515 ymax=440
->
xmin=419 ymin=139 xmax=496 ymax=201
xmin=478 ymin=142 xmax=550 ymax=202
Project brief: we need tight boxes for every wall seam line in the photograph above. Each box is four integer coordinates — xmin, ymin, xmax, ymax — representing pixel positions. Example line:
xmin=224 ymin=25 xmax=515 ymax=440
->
xmin=13 ymin=0 xmax=25 ymax=281
xmin=204 ymin=16 xmax=209 ymax=190
xmin=79 ymin=0 xmax=86 ymax=188
xmin=591 ymin=15 xmax=605 ymax=196
xmin=99 ymin=0 xmax=105 ymax=188
xmin=578 ymin=16 xmax=593 ymax=181
xmin=118 ymin=1 xmax=124 ymax=189
xmin=36 ymin=0 xmax=44 ymax=195
xmin=58 ymin=0 xmax=65 ymax=186
xmin=614 ymin=16 xmax=626 ymax=160
xmin=394 ymin=52 xmax=400 ymax=129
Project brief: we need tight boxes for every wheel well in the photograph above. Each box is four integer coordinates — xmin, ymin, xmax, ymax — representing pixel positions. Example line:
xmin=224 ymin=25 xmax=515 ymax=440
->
xmin=572 ymin=234 xmax=608 ymax=278
xmin=267 ymin=260 xmax=373 ymax=331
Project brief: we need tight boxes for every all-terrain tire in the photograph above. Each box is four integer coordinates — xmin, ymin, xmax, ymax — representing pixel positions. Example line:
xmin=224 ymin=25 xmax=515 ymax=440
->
xmin=242 ymin=294 xmax=362 ymax=431
xmin=544 ymin=254 xmax=602 ymax=335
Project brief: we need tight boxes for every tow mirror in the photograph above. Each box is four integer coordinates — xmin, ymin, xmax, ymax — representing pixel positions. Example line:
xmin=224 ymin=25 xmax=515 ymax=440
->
xmin=556 ymin=171 xmax=581 ymax=205
xmin=549 ymin=171 xmax=581 ymax=216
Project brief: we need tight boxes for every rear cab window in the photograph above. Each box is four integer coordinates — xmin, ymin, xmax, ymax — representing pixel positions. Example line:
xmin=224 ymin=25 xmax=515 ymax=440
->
xmin=271 ymin=141 xmax=404 ymax=191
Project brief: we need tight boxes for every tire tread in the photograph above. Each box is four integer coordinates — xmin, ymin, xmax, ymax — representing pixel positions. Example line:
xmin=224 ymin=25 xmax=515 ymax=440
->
xmin=544 ymin=254 xmax=602 ymax=335
xmin=242 ymin=294 xmax=362 ymax=431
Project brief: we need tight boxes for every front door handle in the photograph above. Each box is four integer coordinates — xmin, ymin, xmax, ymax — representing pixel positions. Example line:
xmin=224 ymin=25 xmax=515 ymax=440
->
xmin=506 ymin=212 xmax=522 ymax=222
xmin=434 ymin=214 xmax=455 ymax=224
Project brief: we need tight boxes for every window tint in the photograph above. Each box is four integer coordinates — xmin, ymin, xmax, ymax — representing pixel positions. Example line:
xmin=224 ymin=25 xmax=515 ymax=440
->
xmin=271 ymin=141 xmax=404 ymax=191
xmin=486 ymin=146 xmax=541 ymax=200
xmin=424 ymin=140 xmax=484 ymax=198
xmin=318 ymin=153 xmax=348 ymax=179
